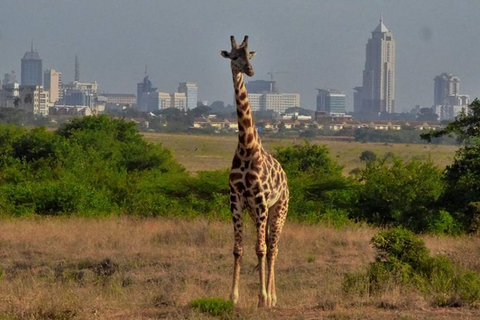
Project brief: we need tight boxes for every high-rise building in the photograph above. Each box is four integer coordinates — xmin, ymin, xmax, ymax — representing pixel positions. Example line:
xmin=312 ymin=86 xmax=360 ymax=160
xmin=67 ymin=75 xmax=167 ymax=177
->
xmin=434 ymin=73 xmax=460 ymax=106
xmin=432 ymin=72 xmax=470 ymax=121
xmin=178 ymin=82 xmax=198 ymax=110
xmin=136 ymin=74 xmax=157 ymax=112
xmin=44 ymin=69 xmax=62 ymax=104
xmin=21 ymin=44 xmax=43 ymax=86
xmin=18 ymin=85 xmax=49 ymax=115
xmin=355 ymin=17 xmax=395 ymax=117
xmin=170 ymin=92 xmax=187 ymax=110
xmin=316 ymin=89 xmax=346 ymax=116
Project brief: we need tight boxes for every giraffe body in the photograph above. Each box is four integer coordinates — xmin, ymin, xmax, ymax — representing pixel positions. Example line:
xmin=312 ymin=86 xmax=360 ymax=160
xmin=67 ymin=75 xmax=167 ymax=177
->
xmin=221 ymin=35 xmax=289 ymax=307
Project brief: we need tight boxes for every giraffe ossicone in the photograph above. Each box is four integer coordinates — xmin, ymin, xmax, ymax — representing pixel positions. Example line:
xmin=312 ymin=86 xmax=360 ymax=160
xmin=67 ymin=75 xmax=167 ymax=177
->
xmin=220 ymin=35 xmax=289 ymax=308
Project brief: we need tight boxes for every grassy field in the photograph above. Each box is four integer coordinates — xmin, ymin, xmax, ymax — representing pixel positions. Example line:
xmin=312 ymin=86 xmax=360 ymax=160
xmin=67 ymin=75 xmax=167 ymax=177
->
xmin=1 ymin=217 xmax=480 ymax=319
xmin=142 ymin=133 xmax=459 ymax=174
xmin=0 ymin=134 xmax=471 ymax=319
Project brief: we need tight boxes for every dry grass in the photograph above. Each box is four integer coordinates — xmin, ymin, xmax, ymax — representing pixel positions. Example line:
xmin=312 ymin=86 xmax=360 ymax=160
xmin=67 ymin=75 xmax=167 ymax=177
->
xmin=1 ymin=217 xmax=480 ymax=319
xmin=142 ymin=133 xmax=458 ymax=174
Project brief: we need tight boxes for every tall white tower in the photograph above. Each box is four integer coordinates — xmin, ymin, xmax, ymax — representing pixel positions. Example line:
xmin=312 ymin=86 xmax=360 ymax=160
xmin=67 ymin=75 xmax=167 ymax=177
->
xmin=356 ymin=17 xmax=396 ymax=116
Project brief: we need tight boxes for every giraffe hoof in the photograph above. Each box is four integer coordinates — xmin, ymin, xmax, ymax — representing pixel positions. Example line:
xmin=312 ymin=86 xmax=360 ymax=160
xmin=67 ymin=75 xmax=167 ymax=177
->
xmin=258 ymin=294 xmax=268 ymax=308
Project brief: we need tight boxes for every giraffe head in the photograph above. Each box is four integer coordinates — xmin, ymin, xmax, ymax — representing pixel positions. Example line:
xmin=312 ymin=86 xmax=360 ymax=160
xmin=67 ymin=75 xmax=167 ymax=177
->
xmin=221 ymin=35 xmax=257 ymax=77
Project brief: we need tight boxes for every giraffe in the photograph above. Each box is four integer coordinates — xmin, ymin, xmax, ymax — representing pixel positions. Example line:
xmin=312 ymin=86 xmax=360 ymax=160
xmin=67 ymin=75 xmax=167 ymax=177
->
xmin=220 ymin=35 xmax=289 ymax=308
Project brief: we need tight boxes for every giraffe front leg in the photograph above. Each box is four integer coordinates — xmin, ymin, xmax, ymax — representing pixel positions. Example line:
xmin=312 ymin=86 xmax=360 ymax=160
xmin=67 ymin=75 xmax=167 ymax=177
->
xmin=230 ymin=202 xmax=244 ymax=305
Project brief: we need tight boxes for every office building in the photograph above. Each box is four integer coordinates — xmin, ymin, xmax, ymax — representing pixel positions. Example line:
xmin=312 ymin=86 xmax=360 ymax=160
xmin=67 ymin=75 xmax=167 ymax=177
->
xmin=316 ymin=89 xmax=346 ymax=116
xmin=170 ymin=92 xmax=187 ymax=110
xmin=262 ymin=93 xmax=300 ymax=113
xmin=147 ymin=92 xmax=171 ymax=110
xmin=178 ymin=82 xmax=198 ymax=110
xmin=62 ymin=81 xmax=98 ymax=95
xmin=247 ymin=93 xmax=262 ymax=112
xmin=21 ymin=45 xmax=43 ymax=86
xmin=101 ymin=93 xmax=136 ymax=106
xmin=44 ymin=69 xmax=62 ymax=103
xmin=355 ymin=17 xmax=395 ymax=117
xmin=18 ymin=85 xmax=49 ymax=116
xmin=137 ymin=74 xmax=157 ymax=112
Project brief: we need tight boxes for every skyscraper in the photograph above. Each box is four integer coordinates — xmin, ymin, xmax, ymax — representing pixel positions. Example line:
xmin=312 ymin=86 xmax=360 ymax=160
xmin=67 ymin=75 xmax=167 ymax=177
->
xmin=178 ymin=82 xmax=198 ymax=110
xmin=432 ymin=72 xmax=470 ymax=121
xmin=316 ymin=89 xmax=346 ymax=115
xmin=355 ymin=17 xmax=395 ymax=117
xmin=44 ymin=69 xmax=62 ymax=103
xmin=21 ymin=44 xmax=43 ymax=86
xmin=433 ymin=73 xmax=460 ymax=106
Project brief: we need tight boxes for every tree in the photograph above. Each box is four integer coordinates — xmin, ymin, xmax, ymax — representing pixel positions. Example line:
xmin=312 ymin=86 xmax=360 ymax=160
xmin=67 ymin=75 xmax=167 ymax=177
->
xmin=190 ymin=105 xmax=211 ymax=118
xmin=422 ymin=99 xmax=480 ymax=232
xmin=360 ymin=150 xmax=377 ymax=162
xmin=416 ymin=108 xmax=438 ymax=121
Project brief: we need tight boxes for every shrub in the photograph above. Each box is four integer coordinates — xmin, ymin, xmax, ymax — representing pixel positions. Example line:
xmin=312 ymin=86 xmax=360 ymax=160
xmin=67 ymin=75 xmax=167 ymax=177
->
xmin=359 ymin=150 xmax=376 ymax=162
xmin=0 ymin=117 xmax=188 ymax=217
xmin=273 ymin=142 xmax=357 ymax=223
xmin=343 ymin=228 xmax=480 ymax=306
xmin=352 ymin=157 xmax=446 ymax=233
xmin=190 ymin=298 xmax=233 ymax=317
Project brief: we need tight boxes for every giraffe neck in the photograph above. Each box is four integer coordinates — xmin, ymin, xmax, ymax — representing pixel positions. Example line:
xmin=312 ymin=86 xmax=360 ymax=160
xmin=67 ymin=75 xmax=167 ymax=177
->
xmin=232 ymin=70 xmax=261 ymax=151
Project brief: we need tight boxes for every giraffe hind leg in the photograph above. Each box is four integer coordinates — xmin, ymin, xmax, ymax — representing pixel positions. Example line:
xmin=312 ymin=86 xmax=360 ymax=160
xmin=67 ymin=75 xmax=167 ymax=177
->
xmin=266 ymin=198 xmax=288 ymax=307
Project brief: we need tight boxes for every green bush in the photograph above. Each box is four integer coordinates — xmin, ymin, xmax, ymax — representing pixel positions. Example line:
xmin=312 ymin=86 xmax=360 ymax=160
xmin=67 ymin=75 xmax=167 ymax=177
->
xmin=273 ymin=142 xmax=357 ymax=223
xmin=0 ymin=116 xmax=190 ymax=216
xmin=344 ymin=228 xmax=480 ymax=306
xmin=190 ymin=298 xmax=233 ymax=317
xmin=352 ymin=157 xmax=447 ymax=233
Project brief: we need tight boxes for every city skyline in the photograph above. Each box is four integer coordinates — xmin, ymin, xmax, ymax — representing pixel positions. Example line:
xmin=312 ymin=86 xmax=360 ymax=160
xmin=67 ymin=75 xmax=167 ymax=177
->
xmin=1 ymin=1 xmax=480 ymax=111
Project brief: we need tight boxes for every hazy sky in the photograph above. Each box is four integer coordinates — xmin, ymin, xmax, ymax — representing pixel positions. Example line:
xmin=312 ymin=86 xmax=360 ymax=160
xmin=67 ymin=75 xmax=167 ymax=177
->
xmin=1 ymin=0 xmax=480 ymax=111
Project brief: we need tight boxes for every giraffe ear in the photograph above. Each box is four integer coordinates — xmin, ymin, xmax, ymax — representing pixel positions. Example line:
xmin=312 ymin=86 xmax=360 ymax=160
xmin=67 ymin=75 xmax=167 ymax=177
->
xmin=220 ymin=51 xmax=231 ymax=59
xmin=249 ymin=51 xmax=257 ymax=59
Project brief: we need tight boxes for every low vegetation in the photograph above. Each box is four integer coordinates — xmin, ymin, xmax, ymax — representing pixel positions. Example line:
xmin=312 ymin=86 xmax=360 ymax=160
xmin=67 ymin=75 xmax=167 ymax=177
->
xmin=190 ymin=298 xmax=233 ymax=317
xmin=2 ymin=100 xmax=480 ymax=318
xmin=344 ymin=228 xmax=480 ymax=307
xmin=0 ymin=104 xmax=479 ymax=235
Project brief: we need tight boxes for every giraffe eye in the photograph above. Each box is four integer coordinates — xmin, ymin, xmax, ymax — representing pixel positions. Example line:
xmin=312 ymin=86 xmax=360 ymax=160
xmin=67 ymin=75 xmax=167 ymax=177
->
xmin=232 ymin=56 xmax=238 ymax=61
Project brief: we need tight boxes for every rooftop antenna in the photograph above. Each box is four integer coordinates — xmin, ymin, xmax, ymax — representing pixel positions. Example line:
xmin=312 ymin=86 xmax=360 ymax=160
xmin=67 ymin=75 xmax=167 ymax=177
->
xmin=145 ymin=65 xmax=148 ymax=76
